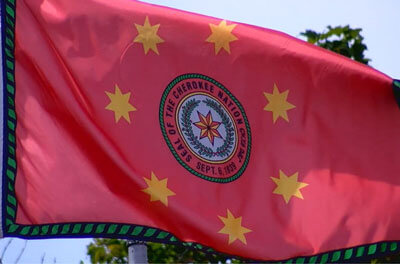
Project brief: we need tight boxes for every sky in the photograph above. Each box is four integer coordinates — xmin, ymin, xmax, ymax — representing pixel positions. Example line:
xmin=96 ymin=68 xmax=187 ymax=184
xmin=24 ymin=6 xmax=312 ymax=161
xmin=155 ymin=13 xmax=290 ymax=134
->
xmin=1 ymin=0 xmax=399 ymax=263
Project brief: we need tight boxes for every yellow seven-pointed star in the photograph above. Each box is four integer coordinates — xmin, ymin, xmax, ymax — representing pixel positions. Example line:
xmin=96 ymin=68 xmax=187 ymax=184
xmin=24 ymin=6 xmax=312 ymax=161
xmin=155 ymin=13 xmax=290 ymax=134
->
xmin=271 ymin=170 xmax=308 ymax=204
xmin=134 ymin=16 xmax=164 ymax=55
xmin=142 ymin=172 xmax=176 ymax=206
xmin=105 ymin=85 xmax=136 ymax=124
xmin=206 ymin=20 xmax=238 ymax=54
xmin=263 ymin=83 xmax=296 ymax=123
xmin=218 ymin=209 xmax=252 ymax=245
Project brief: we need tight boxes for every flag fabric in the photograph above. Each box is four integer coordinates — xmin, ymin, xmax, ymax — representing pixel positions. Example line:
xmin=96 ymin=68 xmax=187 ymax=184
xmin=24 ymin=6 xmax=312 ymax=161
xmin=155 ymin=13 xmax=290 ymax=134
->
xmin=1 ymin=0 xmax=400 ymax=262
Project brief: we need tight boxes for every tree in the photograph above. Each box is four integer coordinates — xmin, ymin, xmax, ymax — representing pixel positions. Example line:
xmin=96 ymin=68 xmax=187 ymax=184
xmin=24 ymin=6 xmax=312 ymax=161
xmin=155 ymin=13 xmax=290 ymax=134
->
xmin=85 ymin=25 xmax=376 ymax=264
xmin=86 ymin=239 xmax=242 ymax=264
xmin=300 ymin=25 xmax=370 ymax=65
xmin=87 ymin=239 xmax=128 ymax=264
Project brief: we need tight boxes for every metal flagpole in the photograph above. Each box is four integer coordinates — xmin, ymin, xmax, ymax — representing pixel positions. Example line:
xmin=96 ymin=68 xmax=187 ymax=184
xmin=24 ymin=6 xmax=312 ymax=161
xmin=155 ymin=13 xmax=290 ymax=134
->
xmin=128 ymin=240 xmax=148 ymax=264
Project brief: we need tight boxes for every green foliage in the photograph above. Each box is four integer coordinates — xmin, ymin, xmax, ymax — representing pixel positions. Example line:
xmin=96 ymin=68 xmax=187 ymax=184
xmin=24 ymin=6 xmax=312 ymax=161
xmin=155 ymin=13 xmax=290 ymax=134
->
xmin=147 ymin=242 xmax=241 ymax=263
xmin=300 ymin=25 xmax=370 ymax=65
xmin=370 ymin=252 xmax=400 ymax=264
xmin=87 ymin=239 xmax=128 ymax=264
xmin=86 ymin=238 xmax=243 ymax=264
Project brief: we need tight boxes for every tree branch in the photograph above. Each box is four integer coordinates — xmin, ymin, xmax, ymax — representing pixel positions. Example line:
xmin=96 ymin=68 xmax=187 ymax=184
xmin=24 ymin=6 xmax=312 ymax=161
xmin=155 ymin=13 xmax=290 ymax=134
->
xmin=15 ymin=240 xmax=28 ymax=263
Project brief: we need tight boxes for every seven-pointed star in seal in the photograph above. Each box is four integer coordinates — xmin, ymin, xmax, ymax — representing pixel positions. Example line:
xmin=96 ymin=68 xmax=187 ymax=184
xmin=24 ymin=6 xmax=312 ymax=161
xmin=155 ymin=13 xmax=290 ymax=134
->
xmin=271 ymin=170 xmax=308 ymax=204
xmin=218 ymin=209 xmax=252 ymax=245
xmin=134 ymin=16 xmax=164 ymax=55
xmin=193 ymin=111 xmax=222 ymax=145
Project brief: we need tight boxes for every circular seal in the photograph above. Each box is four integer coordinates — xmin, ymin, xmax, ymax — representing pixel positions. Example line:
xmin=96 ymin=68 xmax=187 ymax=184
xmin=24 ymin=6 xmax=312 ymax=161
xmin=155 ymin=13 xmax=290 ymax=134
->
xmin=159 ymin=74 xmax=251 ymax=183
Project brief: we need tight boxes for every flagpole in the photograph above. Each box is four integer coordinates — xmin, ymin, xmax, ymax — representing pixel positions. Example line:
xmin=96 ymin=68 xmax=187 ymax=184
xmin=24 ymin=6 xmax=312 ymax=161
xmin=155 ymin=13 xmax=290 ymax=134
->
xmin=128 ymin=240 xmax=148 ymax=264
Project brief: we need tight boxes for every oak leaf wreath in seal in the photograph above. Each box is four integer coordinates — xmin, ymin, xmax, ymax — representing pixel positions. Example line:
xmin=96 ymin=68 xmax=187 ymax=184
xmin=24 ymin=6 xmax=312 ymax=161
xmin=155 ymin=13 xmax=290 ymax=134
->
xmin=180 ymin=98 xmax=235 ymax=159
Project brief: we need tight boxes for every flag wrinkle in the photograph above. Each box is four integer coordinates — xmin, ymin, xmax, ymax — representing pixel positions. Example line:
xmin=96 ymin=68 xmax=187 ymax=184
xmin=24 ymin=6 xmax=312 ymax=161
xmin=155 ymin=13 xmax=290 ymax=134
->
xmin=22 ymin=0 xmax=96 ymax=117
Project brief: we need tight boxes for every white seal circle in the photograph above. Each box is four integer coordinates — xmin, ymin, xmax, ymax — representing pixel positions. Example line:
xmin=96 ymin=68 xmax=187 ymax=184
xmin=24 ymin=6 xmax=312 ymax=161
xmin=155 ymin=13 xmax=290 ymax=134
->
xmin=176 ymin=93 xmax=238 ymax=163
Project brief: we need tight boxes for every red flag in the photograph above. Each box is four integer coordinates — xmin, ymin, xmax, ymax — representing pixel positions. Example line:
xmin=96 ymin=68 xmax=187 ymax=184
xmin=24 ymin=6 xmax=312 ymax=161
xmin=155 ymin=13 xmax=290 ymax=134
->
xmin=2 ymin=0 xmax=400 ymax=262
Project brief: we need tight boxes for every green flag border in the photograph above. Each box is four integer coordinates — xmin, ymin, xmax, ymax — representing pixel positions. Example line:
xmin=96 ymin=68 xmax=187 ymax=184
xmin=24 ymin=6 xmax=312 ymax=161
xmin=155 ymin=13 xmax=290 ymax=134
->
xmin=394 ymin=79 xmax=400 ymax=109
xmin=2 ymin=0 xmax=400 ymax=263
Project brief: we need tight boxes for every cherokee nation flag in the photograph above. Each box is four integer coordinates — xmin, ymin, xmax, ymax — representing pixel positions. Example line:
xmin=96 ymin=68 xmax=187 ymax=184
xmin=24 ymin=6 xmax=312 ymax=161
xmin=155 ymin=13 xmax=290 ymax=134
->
xmin=1 ymin=0 xmax=400 ymax=262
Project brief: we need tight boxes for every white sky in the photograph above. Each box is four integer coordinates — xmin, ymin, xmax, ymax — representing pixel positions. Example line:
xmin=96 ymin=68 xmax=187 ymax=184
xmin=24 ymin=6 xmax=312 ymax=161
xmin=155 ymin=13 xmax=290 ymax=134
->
xmin=1 ymin=0 xmax=399 ymax=263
